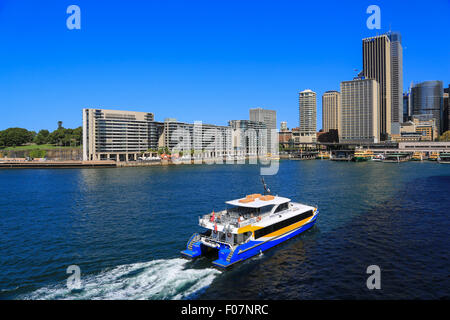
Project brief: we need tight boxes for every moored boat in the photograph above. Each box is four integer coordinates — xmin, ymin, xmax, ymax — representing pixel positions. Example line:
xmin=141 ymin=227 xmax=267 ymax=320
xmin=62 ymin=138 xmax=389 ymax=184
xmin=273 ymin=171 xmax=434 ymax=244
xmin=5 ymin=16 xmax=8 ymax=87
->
xmin=428 ymin=152 xmax=439 ymax=161
xmin=181 ymin=180 xmax=318 ymax=269
xmin=438 ymin=153 xmax=450 ymax=164
xmin=353 ymin=148 xmax=374 ymax=162
xmin=383 ymin=153 xmax=410 ymax=163
xmin=316 ymin=151 xmax=330 ymax=160
xmin=371 ymin=154 xmax=385 ymax=162
xmin=411 ymin=151 xmax=427 ymax=161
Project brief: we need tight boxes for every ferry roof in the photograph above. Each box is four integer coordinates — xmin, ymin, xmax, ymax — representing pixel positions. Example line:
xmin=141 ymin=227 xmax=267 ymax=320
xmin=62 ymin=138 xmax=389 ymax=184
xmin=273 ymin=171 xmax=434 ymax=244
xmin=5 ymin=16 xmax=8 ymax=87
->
xmin=226 ymin=196 xmax=291 ymax=208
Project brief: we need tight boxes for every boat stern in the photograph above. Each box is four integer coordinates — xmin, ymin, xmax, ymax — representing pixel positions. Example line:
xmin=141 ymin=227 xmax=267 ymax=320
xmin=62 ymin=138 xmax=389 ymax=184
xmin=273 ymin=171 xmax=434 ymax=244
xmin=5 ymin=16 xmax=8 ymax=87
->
xmin=180 ymin=241 xmax=202 ymax=259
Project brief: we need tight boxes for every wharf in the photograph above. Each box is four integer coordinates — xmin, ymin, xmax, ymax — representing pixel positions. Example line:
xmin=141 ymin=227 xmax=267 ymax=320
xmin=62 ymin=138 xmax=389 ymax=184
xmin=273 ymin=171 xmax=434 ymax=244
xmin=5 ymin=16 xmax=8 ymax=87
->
xmin=0 ymin=160 xmax=116 ymax=168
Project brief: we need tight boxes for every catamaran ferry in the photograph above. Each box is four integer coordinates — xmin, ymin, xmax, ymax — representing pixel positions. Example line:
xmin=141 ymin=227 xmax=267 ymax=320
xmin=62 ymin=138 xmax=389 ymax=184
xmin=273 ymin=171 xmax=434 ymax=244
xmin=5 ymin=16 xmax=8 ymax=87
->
xmin=181 ymin=182 xmax=318 ymax=268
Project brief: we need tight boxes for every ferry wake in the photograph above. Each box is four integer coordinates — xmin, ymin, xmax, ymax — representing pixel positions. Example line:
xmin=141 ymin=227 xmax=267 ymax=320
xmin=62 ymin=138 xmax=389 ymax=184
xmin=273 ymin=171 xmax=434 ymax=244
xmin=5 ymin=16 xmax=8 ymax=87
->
xmin=181 ymin=179 xmax=318 ymax=268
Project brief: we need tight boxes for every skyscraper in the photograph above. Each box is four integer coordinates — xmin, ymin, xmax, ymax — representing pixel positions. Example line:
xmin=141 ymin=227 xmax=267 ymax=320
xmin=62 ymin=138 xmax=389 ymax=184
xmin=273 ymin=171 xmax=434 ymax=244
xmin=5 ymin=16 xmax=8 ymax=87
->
xmin=386 ymin=31 xmax=403 ymax=126
xmin=298 ymin=89 xmax=317 ymax=143
xmin=444 ymin=86 xmax=449 ymax=133
xmin=363 ymin=34 xmax=392 ymax=140
xmin=249 ymin=108 xmax=277 ymax=153
xmin=322 ymin=90 xmax=341 ymax=135
xmin=340 ymin=79 xmax=380 ymax=143
xmin=410 ymin=80 xmax=444 ymax=134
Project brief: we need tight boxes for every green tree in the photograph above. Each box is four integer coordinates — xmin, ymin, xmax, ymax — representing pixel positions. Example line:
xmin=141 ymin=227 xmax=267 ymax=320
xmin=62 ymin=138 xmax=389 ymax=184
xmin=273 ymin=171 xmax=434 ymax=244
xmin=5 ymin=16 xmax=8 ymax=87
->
xmin=0 ymin=128 xmax=34 ymax=147
xmin=29 ymin=149 xmax=46 ymax=158
xmin=34 ymin=129 xmax=50 ymax=145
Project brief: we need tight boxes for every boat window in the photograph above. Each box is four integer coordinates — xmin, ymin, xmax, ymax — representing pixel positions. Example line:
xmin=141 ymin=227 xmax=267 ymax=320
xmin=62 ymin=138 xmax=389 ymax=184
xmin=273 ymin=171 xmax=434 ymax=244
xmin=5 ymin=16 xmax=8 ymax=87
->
xmin=254 ymin=210 xmax=313 ymax=239
xmin=259 ymin=205 xmax=275 ymax=215
xmin=274 ymin=202 xmax=289 ymax=213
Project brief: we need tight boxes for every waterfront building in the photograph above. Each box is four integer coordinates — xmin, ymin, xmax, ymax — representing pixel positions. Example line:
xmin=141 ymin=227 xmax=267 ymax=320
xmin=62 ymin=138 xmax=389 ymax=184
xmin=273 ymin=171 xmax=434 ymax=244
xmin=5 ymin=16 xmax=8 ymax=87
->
xmin=340 ymin=78 xmax=380 ymax=143
xmin=229 ymin=120 xmax=267 ymax=156
xmin=162 ymin=119 xmax=232 ymax=157
xmin=386 ymin=31 xmax=403 ymax=126
xmin=410 ymin=80 xmax=444 ymax=134
xmin=322 ymin=90 xmax=341 ymax=136
xmin=82 ymin=108 xmax=161 ymax=161
xmin=362 ymin=34 xmax=392 ymax=140
xmin=278 ymin=129 xmax=293 ymax=150
xmin=298 ymin=89 xmax=317 ymax=143
xmin=249 ymin=108 xmax=277 ymax=153
xmin=391 ymin=117 xmax=438 ymax=142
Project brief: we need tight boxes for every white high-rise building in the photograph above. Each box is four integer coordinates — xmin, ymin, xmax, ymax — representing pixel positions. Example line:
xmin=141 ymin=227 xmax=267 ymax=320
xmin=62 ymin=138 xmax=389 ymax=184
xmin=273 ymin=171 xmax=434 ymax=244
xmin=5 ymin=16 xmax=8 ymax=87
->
xmin=298 ymin=89 xmax=317 ymax=143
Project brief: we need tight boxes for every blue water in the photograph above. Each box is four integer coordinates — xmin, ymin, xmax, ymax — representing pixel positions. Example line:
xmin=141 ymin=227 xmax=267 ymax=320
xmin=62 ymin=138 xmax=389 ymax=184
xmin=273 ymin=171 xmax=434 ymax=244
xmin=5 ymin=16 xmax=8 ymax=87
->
xmin=0 ymin=161 xmax=449 ymax=299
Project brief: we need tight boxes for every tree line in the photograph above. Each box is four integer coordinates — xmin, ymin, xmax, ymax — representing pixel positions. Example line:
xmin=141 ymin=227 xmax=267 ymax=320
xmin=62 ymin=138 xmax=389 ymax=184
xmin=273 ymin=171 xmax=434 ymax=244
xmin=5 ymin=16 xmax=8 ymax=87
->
xmin=0 ymin=122 xmax=82 ymax=148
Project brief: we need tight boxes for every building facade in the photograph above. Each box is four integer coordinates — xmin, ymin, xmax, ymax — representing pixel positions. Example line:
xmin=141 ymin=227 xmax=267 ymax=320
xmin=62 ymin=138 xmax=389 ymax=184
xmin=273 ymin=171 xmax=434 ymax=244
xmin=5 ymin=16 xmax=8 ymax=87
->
xmin=228 ymin=120 xmax=267 ymax=156
xmin=298 ymin=89 xmax=317 ymax=143
xmin=162 ymin=119 xmax=232 ymax=157
xmin=391 ymin=117 xmax=438 ymax=142
xmin=82 ymin=108 xmax=160 ymax=161
xmin=340 ymin=79 xmax=380 ymax=143
xmin=362 ymin=34 xmax=392 ymax=140
xmin=249 ymin=108 xmax=277 ymax=153
xmin=322 ymin=90 xmax=341 ymax=135
xmin=410 ymin=80 xmax=444 ymax=134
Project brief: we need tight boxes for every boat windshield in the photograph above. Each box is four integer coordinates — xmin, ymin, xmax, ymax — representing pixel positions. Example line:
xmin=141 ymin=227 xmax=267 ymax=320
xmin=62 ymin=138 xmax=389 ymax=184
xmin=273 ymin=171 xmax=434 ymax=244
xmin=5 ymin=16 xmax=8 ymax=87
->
xmin=227 ymin=204 xmax=275 ymax=218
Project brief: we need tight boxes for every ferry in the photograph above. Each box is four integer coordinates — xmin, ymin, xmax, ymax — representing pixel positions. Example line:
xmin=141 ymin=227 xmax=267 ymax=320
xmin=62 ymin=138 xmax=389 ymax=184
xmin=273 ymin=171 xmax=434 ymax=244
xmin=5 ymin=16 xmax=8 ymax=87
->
xmin=438 ymin=153 xmax=450 ymax=164
xmin=383 ymin=153 xmax=410 ymax=163
xmin=428 ymin=152 xmax=439 ymax=161
xmin=265 ymin=153 xmax=280 ymax=161
xmin=181 ymin=180 xmax=318 ymax=269
xmin=411 ymin=151 xmax=427 ymax=161
xmin=353 ymin=148 xmax=374 ymax=162
xmin=371 ymin=154 xmax=385 ymax=162
xmin=316 ymin=151 xmax=330 ymax=160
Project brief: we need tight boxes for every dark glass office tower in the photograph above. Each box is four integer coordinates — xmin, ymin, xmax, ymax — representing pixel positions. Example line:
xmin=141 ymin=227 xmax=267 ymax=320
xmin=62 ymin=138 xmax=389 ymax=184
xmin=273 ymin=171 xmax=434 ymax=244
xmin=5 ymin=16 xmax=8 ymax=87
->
xmin=410 ymin=81 xmax=444 ymax=134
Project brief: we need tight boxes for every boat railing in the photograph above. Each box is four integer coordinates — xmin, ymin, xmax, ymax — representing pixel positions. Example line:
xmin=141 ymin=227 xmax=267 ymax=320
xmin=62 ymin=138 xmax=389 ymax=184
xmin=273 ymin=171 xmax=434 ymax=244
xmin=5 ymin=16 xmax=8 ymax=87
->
xmin=186 ymin=232 xmax=201 ymax=249
xmin=201 ymin=234 xmax=233 ymax=247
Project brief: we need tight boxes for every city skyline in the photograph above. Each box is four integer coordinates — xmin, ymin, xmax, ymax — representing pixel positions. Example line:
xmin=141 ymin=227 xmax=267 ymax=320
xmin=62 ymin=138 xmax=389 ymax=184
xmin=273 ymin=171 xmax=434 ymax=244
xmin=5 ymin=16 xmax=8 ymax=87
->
xmin=1 ymin=1 xmax=449 ymax=132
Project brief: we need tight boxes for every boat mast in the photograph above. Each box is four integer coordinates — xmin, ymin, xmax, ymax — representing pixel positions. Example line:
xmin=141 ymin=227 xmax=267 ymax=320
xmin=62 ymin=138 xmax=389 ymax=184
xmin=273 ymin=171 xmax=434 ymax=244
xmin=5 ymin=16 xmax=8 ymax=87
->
xmin=261 ymin=177 xmax=271 ymax=195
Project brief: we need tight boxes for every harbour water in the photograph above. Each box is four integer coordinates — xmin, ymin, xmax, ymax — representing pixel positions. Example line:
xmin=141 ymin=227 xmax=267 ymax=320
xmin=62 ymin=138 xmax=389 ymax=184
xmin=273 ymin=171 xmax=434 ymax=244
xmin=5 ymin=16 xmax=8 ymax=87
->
xmin=0 ymin=160 xmax=449 ymax=299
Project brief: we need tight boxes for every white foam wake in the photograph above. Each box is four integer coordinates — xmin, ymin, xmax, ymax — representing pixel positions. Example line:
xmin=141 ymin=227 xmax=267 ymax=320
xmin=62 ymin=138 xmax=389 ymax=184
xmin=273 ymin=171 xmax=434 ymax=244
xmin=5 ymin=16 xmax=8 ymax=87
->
xmin=21 ymin=258 xmax=220 ymax=300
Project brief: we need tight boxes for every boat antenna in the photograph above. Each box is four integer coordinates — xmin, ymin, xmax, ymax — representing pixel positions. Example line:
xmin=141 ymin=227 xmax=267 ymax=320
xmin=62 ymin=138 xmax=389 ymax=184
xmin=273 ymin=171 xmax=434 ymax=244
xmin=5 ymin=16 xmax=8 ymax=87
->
xmin=261 ymin=177 xmax=271 ymax=195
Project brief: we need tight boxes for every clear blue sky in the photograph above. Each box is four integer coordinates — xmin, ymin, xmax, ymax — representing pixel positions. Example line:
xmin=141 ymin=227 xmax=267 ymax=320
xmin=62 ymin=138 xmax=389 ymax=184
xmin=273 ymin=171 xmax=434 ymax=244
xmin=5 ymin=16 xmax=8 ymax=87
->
xmin=1 ymin=0 xmax=449 ymax=132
